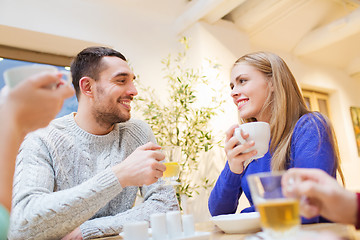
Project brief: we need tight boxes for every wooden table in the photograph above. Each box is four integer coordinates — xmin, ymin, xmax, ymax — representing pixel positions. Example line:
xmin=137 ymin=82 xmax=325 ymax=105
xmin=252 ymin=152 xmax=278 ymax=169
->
xmin=96 ymin=221 xmax=358 ymax=240
xmin=196 ymin=221 xmax=357 ymax=240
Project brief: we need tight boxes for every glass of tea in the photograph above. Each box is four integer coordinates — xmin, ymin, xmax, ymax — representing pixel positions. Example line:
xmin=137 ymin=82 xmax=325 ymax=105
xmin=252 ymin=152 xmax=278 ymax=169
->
xmin=247 ymin=171 xmax=300 ymax=239
xmin=162 ymin=146 xmax=181 ymax=185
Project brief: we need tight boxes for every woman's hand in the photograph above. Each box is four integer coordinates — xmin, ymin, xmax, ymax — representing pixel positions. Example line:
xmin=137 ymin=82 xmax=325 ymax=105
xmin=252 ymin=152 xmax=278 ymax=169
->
xmin=224 ymin=124 xmax=257 ymax=174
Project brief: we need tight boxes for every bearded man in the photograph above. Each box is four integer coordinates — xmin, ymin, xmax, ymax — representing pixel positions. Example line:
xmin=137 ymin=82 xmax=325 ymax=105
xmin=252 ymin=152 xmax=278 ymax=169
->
xmin=9 ymin=47 xmax=178 ymax=240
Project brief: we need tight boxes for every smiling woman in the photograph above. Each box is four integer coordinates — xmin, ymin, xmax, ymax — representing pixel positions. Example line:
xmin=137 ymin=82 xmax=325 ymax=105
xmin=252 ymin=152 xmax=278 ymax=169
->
xmin=209 ymin=51 xmax=344 ymax=225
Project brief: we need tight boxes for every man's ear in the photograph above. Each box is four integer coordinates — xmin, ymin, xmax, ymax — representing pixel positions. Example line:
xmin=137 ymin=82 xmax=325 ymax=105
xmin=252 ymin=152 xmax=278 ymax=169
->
xmin=79 ymin=77 xmax=94 ymax=98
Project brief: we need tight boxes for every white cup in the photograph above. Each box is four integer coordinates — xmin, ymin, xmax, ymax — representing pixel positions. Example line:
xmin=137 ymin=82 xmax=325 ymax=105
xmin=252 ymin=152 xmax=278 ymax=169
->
xmin=166 ymin=211 xmax=182 ymax=239
xmin=3 ymin=64 xmax=71 ymax=89
xmin=123 ymin=221 xmax=149 ymax=240
xmin=150 ymin=213 xmax=168 ymax=240
xmin=234 ymin=122 xmax=270 ymax=159
xmin=182 ymin=214 xmax=195 ymax=236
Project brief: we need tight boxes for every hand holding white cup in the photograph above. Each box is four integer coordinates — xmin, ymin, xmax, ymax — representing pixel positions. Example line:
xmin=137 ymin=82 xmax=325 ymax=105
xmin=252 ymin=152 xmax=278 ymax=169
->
xmin=234 ymin=122 xmax=270 ymax=160
xmin=3 ymin=64 xmax=71 ymax=89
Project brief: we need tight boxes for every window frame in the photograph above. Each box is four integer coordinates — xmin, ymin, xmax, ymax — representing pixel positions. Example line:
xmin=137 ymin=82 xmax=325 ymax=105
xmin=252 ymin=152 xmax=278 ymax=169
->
xmin=0 ymin=45 xmax=73 ymax=67
xmin=302 ymin=89 xmax=332 ymax=120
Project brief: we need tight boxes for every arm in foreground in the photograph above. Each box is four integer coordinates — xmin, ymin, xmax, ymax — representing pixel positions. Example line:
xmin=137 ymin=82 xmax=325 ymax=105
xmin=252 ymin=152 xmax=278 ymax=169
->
xmin=0 ymin=72 xmax=74 ymax=211
xmin=283 ymin=168 xmax=358 ymax=227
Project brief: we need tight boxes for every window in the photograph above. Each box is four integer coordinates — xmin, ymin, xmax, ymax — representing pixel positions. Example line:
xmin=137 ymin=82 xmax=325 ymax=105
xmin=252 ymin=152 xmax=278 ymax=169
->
xmin=302 ymin=89 xmax=331 ymax=119
xmin=0 ymin=46 xmax=78 ymax=117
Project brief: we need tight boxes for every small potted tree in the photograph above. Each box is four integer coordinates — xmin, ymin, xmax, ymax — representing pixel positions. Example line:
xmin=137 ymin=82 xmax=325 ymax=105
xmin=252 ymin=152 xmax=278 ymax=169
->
xmin=134 ymin=37 xmax=225 ymax=207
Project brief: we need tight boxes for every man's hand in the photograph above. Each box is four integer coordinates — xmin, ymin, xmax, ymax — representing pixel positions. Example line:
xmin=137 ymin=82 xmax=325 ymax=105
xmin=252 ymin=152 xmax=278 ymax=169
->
xmin=112 ymin=142 xmax=166 ymax=187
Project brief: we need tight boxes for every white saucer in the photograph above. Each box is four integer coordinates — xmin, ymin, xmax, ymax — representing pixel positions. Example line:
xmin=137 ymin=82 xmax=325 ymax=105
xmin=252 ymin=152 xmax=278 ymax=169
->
xmin=211 ymin=212 xmax=261 ymax=234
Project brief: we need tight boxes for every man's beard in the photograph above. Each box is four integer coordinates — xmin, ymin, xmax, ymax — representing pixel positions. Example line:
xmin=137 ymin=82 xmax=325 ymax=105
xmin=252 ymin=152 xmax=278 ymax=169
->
xmin=92 ymin=106 xmax=130 ymax=129
xmin=93 ymin=86 xmax=131 ymax=128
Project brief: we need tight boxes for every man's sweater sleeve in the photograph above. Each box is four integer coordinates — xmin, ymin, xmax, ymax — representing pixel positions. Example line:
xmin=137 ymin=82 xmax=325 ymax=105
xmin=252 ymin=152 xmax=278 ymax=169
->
xmin=208 ymin=161 xmax=243 ymax=216
xmin=9 ymin=135 xmax=123 ymax=240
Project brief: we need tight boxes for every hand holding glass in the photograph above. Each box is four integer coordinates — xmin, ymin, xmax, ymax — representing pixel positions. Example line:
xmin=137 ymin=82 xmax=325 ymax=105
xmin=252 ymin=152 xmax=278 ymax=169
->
xmin=162 ymin=146 xmax=181 ymax=185
xmin=247 ymin=171 xmax=300 ymax=240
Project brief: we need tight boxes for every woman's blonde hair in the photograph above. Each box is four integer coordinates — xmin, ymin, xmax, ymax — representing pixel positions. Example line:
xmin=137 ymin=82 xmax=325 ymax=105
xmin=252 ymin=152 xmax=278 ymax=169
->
xmin=233 ymin=52 xmax=344 ymax=183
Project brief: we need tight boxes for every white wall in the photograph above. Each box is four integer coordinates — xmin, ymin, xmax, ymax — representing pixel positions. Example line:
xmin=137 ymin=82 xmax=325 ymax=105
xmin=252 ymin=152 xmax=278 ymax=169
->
xmin=182 ymin=21 xmax=252 ymax=138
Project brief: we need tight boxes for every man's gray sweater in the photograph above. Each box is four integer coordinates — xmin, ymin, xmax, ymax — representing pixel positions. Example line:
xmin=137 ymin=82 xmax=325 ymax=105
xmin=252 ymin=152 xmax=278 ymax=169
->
xmin=9 ymin=113 xmax=178 ymax=239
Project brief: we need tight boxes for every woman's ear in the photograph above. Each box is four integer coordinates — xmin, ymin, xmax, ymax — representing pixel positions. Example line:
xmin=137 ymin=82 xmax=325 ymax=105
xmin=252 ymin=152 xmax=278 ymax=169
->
xmin=79 ymin=77 xmax=94 ymax=98
xmin=268 ymin=78 xmax=274 ymax=93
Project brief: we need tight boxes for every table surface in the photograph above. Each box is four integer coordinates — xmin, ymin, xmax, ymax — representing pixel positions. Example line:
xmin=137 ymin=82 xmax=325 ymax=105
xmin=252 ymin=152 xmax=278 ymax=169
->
xmin=95 ymin=221 xmax=358 ymax=240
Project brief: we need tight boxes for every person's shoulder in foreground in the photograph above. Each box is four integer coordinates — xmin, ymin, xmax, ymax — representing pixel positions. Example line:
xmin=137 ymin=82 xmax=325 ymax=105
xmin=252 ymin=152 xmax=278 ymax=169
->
xmin=0 ymin=204 xmax=10 ymax=240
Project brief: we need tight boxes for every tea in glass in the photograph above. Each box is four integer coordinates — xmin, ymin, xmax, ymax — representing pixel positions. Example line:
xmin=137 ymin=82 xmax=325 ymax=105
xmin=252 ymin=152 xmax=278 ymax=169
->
xmin=162 ymin=146 xmax=181 ymax=185
xmin=247 ymin=171 xmax=300 ymax=239
xmin=257 ymin=198 xmax=300 ymax=232
xmin=163 ymin=162 xmax=180 ymax=179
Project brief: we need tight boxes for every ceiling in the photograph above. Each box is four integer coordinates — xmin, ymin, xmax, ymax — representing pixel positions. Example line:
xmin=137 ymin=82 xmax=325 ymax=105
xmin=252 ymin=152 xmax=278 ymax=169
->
xmin=175 ymin=0 xmax=360 ymax=77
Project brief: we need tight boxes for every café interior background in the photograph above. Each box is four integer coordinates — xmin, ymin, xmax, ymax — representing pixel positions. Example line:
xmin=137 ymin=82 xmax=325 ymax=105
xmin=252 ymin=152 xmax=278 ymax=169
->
xmin=1 ymin=0 xmax=360 ymax=221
